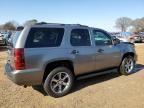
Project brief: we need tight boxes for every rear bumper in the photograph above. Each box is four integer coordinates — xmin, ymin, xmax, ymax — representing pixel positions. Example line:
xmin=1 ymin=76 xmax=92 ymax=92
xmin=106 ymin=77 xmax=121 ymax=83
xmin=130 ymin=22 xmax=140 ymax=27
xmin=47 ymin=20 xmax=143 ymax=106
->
xmin=5 ymin=63 xmax=43 ymax=86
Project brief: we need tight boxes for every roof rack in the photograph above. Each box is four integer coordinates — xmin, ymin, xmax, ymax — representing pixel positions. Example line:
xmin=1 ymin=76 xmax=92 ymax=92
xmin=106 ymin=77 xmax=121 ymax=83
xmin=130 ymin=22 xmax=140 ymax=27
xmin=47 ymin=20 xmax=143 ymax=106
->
xmin=69 ymin=24 xmax=88 ymax=27
xmin=35 ymin=22 xmax=65 ymax=26
xmin=35 ymin=22 xmax=88 ymax=27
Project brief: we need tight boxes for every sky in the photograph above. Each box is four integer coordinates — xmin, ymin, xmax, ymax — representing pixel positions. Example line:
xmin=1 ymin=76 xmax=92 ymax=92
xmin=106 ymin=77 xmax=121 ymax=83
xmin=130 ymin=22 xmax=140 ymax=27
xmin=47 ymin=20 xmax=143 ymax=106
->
xmin=0 ymin=0 xmax=144 ymax=31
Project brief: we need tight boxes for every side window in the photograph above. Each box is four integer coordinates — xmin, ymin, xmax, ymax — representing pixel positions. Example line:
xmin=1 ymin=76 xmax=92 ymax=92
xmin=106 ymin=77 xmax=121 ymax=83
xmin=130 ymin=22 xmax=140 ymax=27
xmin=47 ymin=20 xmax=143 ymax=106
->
xmin=93 ymin=30 xmax=112 ymax=46
xmin=25 ymin=28 xmax=64 ymax=48
xmin=70 ymin=29 xmax=91 ymax=46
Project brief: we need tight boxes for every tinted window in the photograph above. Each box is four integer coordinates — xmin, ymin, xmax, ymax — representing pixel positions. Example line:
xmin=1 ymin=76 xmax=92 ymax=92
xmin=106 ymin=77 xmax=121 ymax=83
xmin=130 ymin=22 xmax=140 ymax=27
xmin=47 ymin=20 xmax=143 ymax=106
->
xmin=70 ymin=29 xmax=91 ymax=46
xmin=25 ymin=28 xmax=64 ymax=48
xmin=93 ymin=30 xmax=112 ymax=46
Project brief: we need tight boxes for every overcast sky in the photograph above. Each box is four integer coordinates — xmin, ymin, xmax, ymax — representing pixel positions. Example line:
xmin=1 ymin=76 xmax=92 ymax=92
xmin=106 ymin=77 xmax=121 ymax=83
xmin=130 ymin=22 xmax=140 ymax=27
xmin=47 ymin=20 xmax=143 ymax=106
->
xmin=0 ymin=0 xmax=144 ymax=31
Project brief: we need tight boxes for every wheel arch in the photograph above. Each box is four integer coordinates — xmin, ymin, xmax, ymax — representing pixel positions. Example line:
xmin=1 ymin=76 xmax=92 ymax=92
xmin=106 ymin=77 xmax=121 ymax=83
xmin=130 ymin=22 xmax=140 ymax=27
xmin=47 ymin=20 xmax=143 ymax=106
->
xmin=42 ymin=60 xmax=75 ymax=83
xmin=122 ymin=52 xmax=136 ymax=63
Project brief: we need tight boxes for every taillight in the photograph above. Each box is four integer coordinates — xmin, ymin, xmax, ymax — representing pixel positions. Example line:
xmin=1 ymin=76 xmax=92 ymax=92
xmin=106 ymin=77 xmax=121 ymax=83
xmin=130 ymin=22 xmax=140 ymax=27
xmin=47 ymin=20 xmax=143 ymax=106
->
xmin=14 ymin=48 xmax=25 ymax=70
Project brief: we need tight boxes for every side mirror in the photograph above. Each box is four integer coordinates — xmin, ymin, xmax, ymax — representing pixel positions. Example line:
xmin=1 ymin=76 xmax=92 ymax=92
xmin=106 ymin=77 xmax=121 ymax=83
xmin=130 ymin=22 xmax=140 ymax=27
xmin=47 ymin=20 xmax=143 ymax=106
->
xmin=113 ymin=38 xmax=120 ymax=45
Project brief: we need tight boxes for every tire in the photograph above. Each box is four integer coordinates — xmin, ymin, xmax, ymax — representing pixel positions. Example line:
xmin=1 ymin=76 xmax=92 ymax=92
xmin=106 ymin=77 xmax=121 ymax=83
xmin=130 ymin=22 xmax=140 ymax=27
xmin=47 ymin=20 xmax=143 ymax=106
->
xmin=43 ymin=67 xmax=74 ymax=98
xmin=119 ymin=56 xmax=135 ymax=75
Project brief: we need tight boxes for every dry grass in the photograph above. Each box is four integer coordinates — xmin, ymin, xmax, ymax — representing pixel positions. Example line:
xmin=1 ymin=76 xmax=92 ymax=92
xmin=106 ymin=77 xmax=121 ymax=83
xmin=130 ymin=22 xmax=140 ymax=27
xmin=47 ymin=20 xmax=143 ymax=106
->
xmin=135 ymin=45 xmax=144 ymax=64
xmin=0 ymin=44 xmax=144 ymax=108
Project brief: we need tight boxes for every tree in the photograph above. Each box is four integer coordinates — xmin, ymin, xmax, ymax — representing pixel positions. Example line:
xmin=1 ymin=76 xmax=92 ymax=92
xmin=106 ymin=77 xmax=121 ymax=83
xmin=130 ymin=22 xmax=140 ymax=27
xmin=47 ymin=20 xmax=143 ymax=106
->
xmin=115 ymin=17 xmax=132 ymax=32
xmin=3 ymin=21 xmax=16 ymax=31
xmin=23 ymin=19 xmax=38 ymax=27
xmin=132 ymin=17 xmax=144 ymax=32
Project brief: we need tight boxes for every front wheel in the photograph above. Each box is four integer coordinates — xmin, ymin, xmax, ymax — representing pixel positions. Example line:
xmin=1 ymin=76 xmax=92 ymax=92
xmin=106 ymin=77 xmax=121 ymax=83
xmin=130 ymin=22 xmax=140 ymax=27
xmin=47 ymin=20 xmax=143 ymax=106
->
xmin=119 ymin=56 xmax=135 ymax=75
xmin=43 ymin=67 xmax=74 ymax=98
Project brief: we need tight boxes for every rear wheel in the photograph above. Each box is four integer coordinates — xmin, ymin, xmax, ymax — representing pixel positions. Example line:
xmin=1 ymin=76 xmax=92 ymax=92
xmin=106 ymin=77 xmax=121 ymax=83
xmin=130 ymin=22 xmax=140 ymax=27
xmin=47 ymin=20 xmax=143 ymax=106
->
xmin=119 ymin=56 xmax=135 ymax=75
xmin=43 ymin=67 xmax=74 ymax=98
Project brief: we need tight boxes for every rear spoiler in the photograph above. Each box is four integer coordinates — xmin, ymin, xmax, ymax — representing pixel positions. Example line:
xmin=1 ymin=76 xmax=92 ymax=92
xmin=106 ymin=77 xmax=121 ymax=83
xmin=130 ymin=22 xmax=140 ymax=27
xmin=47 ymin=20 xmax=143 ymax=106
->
xmin=16 ymin=26 xmax=24 ymax=31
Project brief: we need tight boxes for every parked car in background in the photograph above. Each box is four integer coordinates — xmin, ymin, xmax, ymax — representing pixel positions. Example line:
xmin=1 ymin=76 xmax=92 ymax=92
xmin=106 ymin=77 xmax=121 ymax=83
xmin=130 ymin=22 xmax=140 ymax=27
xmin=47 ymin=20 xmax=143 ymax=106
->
xmin=0 ymin=32 xmax=13 ymax=46
xmin=138 ymin=32 xmax=144 ymax=42
xmin=3 ymin=32 xmax=12 ymax=45
xmin=120 ymin=32 xmax=141 ymax=43
xmin=0 ymin=32 xmax=6 ymax=45
xmin=5 ymin=23 xmax=137 ymax=97
xmin=110 ymin=32 xmax=129 ymax=42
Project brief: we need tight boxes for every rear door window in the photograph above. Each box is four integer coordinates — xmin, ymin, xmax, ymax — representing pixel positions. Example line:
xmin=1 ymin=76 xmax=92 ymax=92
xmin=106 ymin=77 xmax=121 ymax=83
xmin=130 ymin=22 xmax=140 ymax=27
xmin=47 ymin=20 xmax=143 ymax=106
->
xmin=70 ymin=29 xmax=91 ymax=46
xmin=25 ymin=28 xmax=64 ymax=48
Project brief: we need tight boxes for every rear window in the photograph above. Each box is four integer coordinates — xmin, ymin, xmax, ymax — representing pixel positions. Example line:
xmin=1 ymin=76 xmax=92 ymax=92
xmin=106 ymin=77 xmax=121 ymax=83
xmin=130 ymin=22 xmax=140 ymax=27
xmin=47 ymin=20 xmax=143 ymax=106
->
xmin=25 ymin=28 xmax=64 ymax=48
xmin=12 ymin=31 xmax=21 ymax=47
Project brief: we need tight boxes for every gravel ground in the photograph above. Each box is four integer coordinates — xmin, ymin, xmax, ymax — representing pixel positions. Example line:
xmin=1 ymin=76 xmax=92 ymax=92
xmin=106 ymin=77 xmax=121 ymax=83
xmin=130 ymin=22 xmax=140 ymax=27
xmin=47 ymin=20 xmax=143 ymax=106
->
xmin=0 ymin=44 xmax=144 ymax=108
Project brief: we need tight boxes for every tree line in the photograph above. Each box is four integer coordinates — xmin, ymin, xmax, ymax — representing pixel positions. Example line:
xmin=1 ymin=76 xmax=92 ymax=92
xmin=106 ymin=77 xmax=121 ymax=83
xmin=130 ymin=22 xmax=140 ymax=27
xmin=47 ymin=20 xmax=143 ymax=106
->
xmin=0 ymin=17 xmax=144 ymax=32
xmin=0 ymin=19 xmax=38 ymax=31
xmin=115 ymin=17 xmax=144 ymax=32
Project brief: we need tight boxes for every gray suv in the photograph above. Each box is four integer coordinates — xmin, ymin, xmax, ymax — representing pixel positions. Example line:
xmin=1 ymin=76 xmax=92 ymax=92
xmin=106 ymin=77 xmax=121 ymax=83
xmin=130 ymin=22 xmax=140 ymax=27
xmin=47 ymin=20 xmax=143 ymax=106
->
xmin=5 ymin=23 xmax=137 ymax=97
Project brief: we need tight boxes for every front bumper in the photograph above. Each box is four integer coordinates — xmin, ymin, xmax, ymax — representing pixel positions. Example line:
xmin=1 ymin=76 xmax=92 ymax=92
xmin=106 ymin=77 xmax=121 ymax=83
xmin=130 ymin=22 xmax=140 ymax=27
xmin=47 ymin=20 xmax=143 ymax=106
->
xmin=5 ymin=63 xmax=43 ymax=86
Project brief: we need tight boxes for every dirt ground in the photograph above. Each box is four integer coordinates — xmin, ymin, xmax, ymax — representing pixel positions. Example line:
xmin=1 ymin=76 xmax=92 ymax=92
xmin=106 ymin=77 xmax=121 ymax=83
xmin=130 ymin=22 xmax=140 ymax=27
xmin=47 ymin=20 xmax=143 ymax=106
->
xmin=0 ymin=44 xmax=144 ymax=108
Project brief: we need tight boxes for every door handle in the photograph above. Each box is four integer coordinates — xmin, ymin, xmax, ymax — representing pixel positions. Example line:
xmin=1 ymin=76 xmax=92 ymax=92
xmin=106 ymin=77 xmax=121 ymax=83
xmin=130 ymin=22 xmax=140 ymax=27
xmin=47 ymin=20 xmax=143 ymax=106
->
xmin=97 ymin=49 xmax=104 ymax=53
xmin=71 ymin=50 xmax=79 ymax=54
